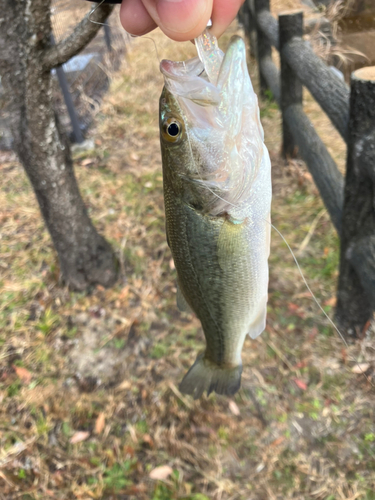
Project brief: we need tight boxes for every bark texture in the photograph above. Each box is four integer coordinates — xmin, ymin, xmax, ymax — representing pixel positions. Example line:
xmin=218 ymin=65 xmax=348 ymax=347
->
xmin=336 ymin=71 xmax=375 ymax=336
xmin=43 ymin=3 xmax=114 ymax=70
xmin=279 ymin=11 xmax=303 ymax=158
xmin=254 ymin=0 xmax=272 ymax=96
xmin=0 ymin=0 xmax=118 ymax=291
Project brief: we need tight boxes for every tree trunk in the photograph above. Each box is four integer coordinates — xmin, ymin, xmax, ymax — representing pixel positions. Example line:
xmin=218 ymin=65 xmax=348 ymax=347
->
xmin=0 ymin=0 xmax=118 ymax=291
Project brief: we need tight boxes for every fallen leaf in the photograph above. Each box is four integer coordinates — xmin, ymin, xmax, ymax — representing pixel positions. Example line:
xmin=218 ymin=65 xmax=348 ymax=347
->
xmin=293 ymin=360 xmax=308 ymax=370
xmin=293 ymin=378 xmax=307 ymax=390
xmin=80 ymin=158 xmax=94 ymax=167
xmin=341 ymin=348 xmax=347 ymax=364
xmin=229 ymin=400 xmax=240 ymax=416
xmin=324 ymin=296 xmax=336 ymax=307
xmin=143 ymin=434 xmax=154 ymax=448
xmin=95 ymin=413 xmax=105 ymax=435
xmin=13 ymin=365 xmax=32 ymax=384
xmin=351 ymin=363 xmax=370 ymax=374
xmin=308 ymin=327 xmax=319 ymax=340
xmin=119 ymin=286 xmax=130 ymax=300
xmin=288 ymin=303 xmax=299 ymax=313
xmin=123 ymin=445 xmax=135 ymax=457
xmin=116 ymin=380 xmax=131 ymax=392
xmin=362 ymin=319 xmax=372 ymax=336
xmin=70 ymin=431 xmax=90 ymax=444
xmin=169 ymin=258 xmax=175 ymax=270
xmin=127 ymin=484 xmax=147 ymax=494
xmin=271 ymin=436 xmax=285 ymax=447
xmin=149 ymin=465 xmax=173 ymax=480
xmin=287 ymin=303 xmax=306 ymax=319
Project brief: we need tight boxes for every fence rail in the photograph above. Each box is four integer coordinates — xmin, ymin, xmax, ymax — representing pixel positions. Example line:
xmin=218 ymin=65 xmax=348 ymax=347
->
xmin=250 ymin=0 xmax=350 ymax=141
xmin=241 ymin=0 xmax=375 ymax=335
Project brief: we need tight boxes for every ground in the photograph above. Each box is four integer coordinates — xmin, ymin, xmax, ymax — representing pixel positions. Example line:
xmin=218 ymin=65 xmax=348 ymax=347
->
xmin=1 ymin=14 xmax=375 ymax=500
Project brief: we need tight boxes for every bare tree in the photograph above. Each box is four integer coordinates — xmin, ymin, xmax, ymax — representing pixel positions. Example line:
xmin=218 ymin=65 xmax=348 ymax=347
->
xmin=0 ymin=0 xmax=119 ymax=291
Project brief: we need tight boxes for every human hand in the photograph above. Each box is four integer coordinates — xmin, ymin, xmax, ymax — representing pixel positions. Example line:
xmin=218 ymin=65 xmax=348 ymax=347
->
xmin=119 ymin=0 xmax=245 ymax=42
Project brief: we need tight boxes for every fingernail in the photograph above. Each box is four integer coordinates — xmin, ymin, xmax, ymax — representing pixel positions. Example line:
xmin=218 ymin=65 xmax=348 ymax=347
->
xmin=156 ymin=0 xmax=211 ymax=34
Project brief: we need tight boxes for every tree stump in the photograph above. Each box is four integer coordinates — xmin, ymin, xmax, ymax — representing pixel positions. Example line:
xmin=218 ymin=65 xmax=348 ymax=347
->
xmin=336 ymin=66 xmax=375 ymax=337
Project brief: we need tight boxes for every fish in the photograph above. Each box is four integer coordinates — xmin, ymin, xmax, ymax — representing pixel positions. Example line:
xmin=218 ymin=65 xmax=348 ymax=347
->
xmin=159 ymin=30 xmax=272 ymax=399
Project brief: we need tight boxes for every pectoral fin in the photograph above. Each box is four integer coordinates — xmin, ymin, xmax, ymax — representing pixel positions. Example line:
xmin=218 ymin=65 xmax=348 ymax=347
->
xmin=217 ymin=217 xmax=247 ymax=270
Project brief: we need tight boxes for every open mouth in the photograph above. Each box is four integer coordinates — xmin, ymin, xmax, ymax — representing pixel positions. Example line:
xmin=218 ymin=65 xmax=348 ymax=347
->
xmin=160 ymin=30 xmax=248 ymax=113
xmin=159 ymin=29 xmax=227 ymax=107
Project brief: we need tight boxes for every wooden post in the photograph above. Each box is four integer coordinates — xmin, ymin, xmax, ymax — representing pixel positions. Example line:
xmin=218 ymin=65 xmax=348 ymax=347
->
xmin=336 ymin=66 xmax=375 ymax=337
xmin=279 ymin=11 xmax=303 ymax=158
xmin=50 ymin=34 xmax=84 ymax=144
xmin=254 ymin=0 xmax=272 ymax=97
xmin=103 ymin=20 xmax=112 ymax=53
xmin=246 ymin=0 xmax=257 ymax=59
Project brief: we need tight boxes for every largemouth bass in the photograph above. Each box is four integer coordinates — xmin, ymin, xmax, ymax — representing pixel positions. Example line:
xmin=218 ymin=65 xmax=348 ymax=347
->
xmin=159 ymin=30 xmax=272 ymax=399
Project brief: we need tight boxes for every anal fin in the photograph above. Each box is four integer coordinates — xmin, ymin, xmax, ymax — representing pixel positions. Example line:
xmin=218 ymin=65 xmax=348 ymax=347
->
xmin=248 ymin=298 xmax=267 ymax=339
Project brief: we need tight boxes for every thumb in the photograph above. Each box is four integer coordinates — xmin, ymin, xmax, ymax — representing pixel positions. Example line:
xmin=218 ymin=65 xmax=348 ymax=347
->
xmin=142 ymin=0 xmax=213 ymax=41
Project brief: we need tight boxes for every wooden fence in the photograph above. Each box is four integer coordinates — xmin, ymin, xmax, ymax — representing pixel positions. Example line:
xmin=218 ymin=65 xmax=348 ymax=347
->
xmin=240 ymin=0 xmax=375 ymax=337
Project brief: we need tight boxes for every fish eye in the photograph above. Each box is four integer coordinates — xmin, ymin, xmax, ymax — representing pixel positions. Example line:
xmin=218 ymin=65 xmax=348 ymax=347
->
xmin=167 ymin=122 xmax=180 ymax=137
xmin=162 ymin=117 xmax=183 ymax=143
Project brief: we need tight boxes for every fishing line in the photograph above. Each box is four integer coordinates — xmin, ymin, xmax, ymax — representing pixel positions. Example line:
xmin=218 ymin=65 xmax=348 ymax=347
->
xmin=88 ymin=0 xmax=161 ymax=63
xmin=88 ymin=0 xmax=107 ymax=25
xmin=266 ymin=218 xmax=373 ymax=387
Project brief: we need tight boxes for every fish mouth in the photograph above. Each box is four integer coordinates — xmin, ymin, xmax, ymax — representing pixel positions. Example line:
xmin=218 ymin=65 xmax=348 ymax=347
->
xmin=160 ymin=56 xmax=221 ymax=108
xmin=160 ymin=33 xmax=248 ymax=110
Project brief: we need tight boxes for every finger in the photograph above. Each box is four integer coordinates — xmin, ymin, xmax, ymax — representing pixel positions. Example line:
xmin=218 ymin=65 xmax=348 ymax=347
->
xmin=142 ymin=0 xmax=213 ymax=42
xmin=210 ymin=0 xmax=244 ymax=39
xmin=120 ymin=0 xmax=157 ymax=36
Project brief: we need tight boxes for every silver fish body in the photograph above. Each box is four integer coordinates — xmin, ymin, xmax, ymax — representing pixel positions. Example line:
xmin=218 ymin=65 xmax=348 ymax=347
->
xmin=159 ymin=32 xmax=272 ymax=399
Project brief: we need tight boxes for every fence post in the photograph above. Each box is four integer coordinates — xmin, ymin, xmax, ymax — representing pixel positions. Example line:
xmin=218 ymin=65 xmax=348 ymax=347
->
xmin=246 ymin=0 xmax=257 ymax=59
xmin=50 ymin=34 xmax=84 ymax=144
xmin=103 ymin=20 xmax=112 ymax=53
xmin=279 ymin=11 xmax=303 ymax=158
xmin=237 ymin=2 xmax=245 ymax=25
xmin=336 ymin=66 xmax=375 ymax=337
xmin=254 ymin=0 xmax=272 ymax=97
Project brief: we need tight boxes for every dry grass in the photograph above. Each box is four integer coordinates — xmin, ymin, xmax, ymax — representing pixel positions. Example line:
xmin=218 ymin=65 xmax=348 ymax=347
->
xmin=1 ymin=17 xmax=375 ymax=500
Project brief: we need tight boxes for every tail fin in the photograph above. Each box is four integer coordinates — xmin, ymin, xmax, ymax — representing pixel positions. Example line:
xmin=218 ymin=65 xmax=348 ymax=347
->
xmin=179 ymin=354 xmax=242 ymax=399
